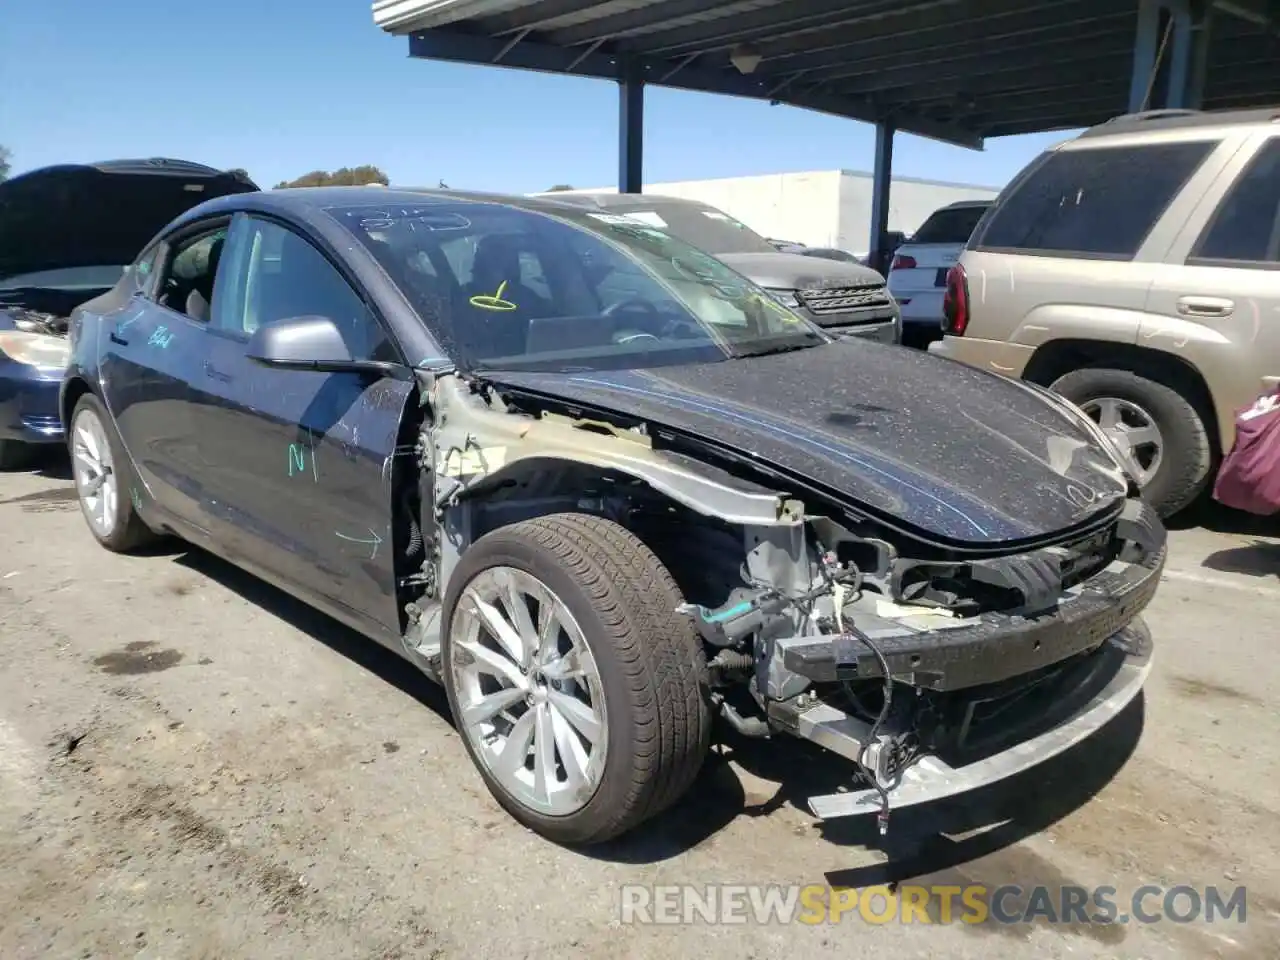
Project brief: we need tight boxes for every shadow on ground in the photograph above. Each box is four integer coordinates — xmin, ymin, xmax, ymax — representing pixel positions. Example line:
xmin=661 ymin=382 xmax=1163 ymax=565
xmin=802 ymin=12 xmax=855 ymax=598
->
xmin=1202 ymin=540 xmax=1280 ymax=580
xmin=172 ymin=547 xmax=450 ymax=721
xmin=163 ymin=542 xmax=1141 ymax=877
xmin=1167 ymin=497 xmax=1280 ymax=537
xmin=169 ymin=544 xmax=748 ymax=857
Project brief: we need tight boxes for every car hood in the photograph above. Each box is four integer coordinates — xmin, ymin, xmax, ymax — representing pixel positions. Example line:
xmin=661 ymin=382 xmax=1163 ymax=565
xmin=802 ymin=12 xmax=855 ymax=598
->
xmin=717 ymin=251 xmax=886 ymax=290
xmin=485 ymin=339 xmax=1131 ymax=549
xmin=0 ymin=160 xmax=258 ymax=283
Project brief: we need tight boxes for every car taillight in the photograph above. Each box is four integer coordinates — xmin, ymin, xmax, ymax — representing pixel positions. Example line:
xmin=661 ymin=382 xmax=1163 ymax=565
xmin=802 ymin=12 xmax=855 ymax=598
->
xmin=890 ymin=254 xmax=917 ymax=271
xmin=941 ymin=264 xmax=969 ymax=336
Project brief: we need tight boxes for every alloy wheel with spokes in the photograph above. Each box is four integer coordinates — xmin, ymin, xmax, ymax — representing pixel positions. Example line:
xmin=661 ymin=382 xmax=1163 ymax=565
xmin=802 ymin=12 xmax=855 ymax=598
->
xmin=72 ymin=405 xmax=120 ymax=539
xmin=441 ymin=513 xmax=712 ymax=845
xmin=68 ymin=394 xmax=155 ymax=552
xmin=450 ymin=566 xmax=608 ymax=817
xmin=1080 ymin=395 xmax=1165 ymax=487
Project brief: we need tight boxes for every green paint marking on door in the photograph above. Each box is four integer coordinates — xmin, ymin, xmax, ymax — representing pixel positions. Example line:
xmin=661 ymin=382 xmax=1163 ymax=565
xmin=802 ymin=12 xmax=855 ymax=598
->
xmin=287 ymin=441 xmax=319 ymax=480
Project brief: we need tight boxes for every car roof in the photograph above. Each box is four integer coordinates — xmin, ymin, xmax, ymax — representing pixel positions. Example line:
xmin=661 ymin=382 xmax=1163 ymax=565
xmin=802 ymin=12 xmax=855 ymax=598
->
xmin=1071 ymin=107 xmax=1280 ymax=146
xmin=936 ymin=199 xmax=992 ymax=210
xmin=168 ymin=185 xmax=617 ymax=231
xmin=543 ymin=192 xmax=714 ymax=210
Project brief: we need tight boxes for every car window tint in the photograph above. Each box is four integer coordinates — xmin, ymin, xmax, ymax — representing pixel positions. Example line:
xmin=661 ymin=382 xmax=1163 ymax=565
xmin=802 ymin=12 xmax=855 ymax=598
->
xmin=1190 ymin=139 xmax=1280 ymax=265
xmin=973 ymin=141 xmax=1216 ymax=259
xmin=910 ymin=205 xmax=989 ymax=245
xmin=334 ymin=201 xmax=824 ymax=373
xmin=130 ymin=247 xmax=160 ymax=295
xmin=213 ymin=215 xmax=397 ymax=362
xmin=158 ymin=227 xmax=228 ymax=322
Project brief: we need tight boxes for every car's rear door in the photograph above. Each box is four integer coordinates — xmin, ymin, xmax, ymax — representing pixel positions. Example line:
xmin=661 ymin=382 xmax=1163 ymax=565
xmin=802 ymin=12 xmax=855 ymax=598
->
xmin=97 ymin=221 xmax=230 ymax=526
xmin=193 ymin=212 xmax=412 ymax=637
xmin=1145 ymin=132 xmax=1280 ymax=451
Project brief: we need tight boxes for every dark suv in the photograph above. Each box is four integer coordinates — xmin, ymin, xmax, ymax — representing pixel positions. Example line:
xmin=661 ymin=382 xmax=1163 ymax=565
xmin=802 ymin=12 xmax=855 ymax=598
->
xmin=544 ymin=192 xmax=901 ymax=343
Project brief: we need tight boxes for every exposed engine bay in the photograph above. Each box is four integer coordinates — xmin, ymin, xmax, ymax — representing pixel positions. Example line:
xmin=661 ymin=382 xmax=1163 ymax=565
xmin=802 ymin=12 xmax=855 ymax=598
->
xmin=390 ymin=369 xmax=1164 ymax=833
xmin=0 ymin=305 xmax=71 ymax=338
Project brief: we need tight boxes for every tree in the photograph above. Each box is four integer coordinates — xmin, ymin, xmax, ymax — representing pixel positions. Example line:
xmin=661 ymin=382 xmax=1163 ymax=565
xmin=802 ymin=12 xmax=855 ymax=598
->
xmin=546 ymin=184 xmax=574 ymax=192
xmin=226 ymin=167 xmax=252 ymax=182
xmin=274 ymin=165 xmax=390 ymax=189
xmin=0 ymin=145 xmax=10 ymax=182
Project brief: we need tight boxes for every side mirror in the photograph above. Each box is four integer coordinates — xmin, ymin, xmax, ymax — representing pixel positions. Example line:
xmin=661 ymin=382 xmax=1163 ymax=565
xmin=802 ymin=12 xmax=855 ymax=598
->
xmin=244 ymin=315 xmax=403 ymax=377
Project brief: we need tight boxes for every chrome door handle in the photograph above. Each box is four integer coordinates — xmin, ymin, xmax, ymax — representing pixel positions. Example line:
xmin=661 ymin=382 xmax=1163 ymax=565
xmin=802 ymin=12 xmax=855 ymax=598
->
xmin=1176 ymin=295 xmax=1234 ymax=317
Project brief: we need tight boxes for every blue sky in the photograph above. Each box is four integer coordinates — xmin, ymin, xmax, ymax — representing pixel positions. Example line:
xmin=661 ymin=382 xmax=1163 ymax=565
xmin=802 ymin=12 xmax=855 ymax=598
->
xmin=2 ymin=0 xmax=1071 ymax=194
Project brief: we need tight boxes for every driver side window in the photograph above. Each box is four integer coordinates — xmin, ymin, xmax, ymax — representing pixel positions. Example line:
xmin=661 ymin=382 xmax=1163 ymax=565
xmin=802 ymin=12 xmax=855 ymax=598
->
xmin=157 ymin=227 xmax=228 ymax=322
xmin=212 ymin=214 xmax=398 ymax=362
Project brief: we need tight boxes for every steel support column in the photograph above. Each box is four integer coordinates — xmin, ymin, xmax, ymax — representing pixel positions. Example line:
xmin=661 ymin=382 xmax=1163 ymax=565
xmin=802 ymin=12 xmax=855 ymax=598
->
xmin=1130 ymin=0 xmax=1203 ymax=111
xmin=868 ymin=121 xmax=895 ymax=277
xmin=618 ymin=56 xmax=644 ymax=194
xmin=1129 ymin=0 xmax=1164 ymax=110
xmin=1187 ymin=3 xmax=1213 ymax=108
xmin=1166 ymin=0 xmax=1196 ymax=107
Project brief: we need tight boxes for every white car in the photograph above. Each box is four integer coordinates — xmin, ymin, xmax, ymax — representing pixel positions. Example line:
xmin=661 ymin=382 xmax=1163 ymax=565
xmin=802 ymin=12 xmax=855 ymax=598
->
xmin=887 ymin=200 xmax=991 ymax=333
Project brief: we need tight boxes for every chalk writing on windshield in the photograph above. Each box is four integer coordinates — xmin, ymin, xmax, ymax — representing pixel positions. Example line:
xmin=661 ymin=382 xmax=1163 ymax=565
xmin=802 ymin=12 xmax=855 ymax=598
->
xmin=469 ymin=279 xmax=517 ymax=312
xmin=148 ymin=326 xmax=174 ymax=348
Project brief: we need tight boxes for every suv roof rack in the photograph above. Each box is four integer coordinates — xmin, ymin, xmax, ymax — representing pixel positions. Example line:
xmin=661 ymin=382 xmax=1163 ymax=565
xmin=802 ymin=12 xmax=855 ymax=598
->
xmin=1105 ymin=109 xmax=1201 ymax=123
xmin=1079 ymin=105 xmax=1280 ymax=139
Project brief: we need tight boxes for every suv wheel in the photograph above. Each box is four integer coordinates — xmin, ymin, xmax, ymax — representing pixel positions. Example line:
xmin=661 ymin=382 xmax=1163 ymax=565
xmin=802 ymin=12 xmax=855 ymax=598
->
xmin=1049 ymin=367 xmax=1212 ymax=518
xmin=441 ymin=512 xmax=711 ymax=845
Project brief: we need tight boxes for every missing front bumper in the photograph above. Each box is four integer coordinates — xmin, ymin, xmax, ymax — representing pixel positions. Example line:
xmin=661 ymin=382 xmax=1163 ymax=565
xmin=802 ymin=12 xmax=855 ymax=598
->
xmin=787 ymin=621 xmax=1152 ymax=820
xmin=781 ymin=498 xmax=1165 ymax=692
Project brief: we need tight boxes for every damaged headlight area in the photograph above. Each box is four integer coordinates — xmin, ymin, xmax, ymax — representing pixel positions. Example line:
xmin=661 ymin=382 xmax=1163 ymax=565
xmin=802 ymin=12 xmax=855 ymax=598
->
xmin=671 ymin=495 xmax=1165 ymax=835
xmin=0 ymin=329 xmax=71 ymax=370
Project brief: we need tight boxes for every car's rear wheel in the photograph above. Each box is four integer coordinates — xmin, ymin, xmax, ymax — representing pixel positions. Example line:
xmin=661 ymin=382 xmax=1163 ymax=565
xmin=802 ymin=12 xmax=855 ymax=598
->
xmin=69 ymin=394 xmax=158 ymax=552
xmin=1049 ymin=367 xmax=1212 ymax=518
xmin=441 ymin=512 xmax=711 ymax=845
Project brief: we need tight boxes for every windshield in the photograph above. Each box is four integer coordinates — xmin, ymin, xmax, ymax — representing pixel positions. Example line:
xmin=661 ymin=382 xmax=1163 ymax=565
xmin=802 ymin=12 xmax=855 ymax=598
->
xmin=910 ymin=204 xmax=991 ymax=245
xmin=0 ymin=264 xmax=126 ymax=291
xmin=595 ymin=201 xmax=779 ymax=255
xmin=334 ymin=200 xmax=827 ymax=374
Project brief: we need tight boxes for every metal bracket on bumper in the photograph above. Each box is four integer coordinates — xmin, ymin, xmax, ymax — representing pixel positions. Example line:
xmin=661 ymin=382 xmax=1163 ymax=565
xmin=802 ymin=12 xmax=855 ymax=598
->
xmin=781 ymin=501 xmax=1166 ymax=692
xmin=797 ymin=622 xmax=1151 ymax=819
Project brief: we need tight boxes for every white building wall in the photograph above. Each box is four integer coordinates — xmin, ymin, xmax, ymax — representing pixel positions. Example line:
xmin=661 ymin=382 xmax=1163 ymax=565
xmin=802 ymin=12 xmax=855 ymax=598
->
xmin=833 ymin=172 xmax=1001 ymax=255
xmin=542 ymin=169 xmax=1000 ymax=255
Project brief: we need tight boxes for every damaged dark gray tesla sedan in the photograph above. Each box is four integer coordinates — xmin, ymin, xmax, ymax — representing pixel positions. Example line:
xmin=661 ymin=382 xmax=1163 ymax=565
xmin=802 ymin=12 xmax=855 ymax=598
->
xmin=62 ymin=187 xmax=1163 ymax=845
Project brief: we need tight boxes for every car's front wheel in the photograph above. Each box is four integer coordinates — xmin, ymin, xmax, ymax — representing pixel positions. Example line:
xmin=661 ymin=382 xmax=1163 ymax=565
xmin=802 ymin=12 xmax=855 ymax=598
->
xmin=69 ymin=394 xmax=158 ymax=552
xmin=441 ymin=512 xmax=711 ymax=845
xmin=1050 ymin=367 xmax=1212 ymax=518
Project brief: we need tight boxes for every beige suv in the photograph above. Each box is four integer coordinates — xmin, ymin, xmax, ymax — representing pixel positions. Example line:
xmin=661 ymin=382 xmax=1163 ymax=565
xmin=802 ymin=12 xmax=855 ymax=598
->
xmin=930 ymin=107 xmax=1280 ymax=518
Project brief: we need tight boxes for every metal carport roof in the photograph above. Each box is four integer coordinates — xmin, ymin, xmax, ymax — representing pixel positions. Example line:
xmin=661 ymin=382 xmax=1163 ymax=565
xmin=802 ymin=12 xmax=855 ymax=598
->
xmin=374 ymin=0 xmax=1280 ymax=149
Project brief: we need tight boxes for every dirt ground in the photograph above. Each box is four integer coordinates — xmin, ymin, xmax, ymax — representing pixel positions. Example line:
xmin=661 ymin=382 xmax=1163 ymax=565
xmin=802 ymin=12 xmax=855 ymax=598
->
xmin=2 ymin=456 xmax=1279 ymax=960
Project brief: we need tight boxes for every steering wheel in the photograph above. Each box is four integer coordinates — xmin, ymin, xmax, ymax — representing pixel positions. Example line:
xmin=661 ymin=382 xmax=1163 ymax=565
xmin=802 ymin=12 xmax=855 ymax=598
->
xmin=602 ymin=297 xmax=658 ymax=317
xmin=612 ymin=330 xmax=660 ymax=344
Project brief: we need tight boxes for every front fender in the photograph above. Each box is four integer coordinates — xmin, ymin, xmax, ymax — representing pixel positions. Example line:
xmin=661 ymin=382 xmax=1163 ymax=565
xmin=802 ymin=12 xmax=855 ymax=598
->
xmin=427 ymin=375 xmax=801 ymax=528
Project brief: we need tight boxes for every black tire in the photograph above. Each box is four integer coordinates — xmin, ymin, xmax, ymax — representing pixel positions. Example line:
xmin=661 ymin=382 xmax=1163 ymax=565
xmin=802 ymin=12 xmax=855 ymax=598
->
xmin=441 ymin=512 xmax=711 ymax=845
xmin=0 ymin=439 xmax=33 ymax=472
xmin=69 ymin=393 xmax=159 ymax=553
xmin=1049 ymin=366 xmax=1212 ymax=518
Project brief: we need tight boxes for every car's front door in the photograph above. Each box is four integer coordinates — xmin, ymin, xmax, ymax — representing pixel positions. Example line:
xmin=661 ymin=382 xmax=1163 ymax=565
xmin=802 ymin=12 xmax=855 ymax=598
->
xmin=192 ymin=212 xmax=413 ymax=637
xmin=97 ymin=223 xmax=230 ymax=526
xmin=1145 ymin=133 xmax=1280 ymax=452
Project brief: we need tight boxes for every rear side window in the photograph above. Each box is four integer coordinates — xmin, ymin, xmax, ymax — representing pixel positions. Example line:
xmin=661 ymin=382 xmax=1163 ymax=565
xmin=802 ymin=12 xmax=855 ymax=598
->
xmin=972 ymin=141 xmax=1216 ymax=259
xmin=1189 ymin=139 xmax=1280 ymax=267
xmin=911 ymin=204 xmax=990 ymax=244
